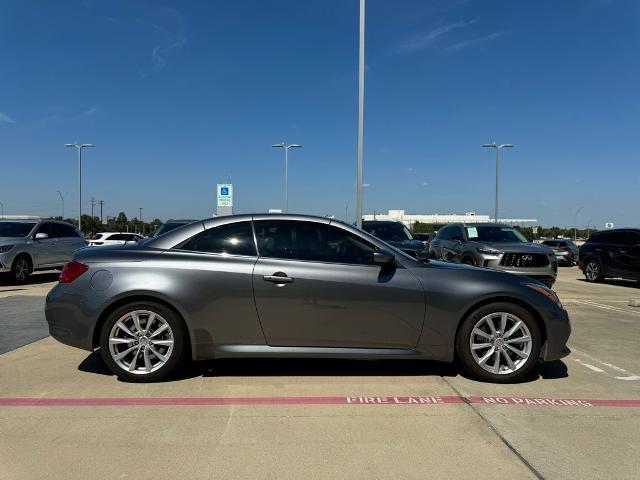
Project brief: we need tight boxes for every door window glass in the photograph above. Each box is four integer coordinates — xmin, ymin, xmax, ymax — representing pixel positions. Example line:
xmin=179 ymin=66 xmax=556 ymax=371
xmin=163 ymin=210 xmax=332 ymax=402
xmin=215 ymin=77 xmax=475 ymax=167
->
xmin=177 ymin=221 xmax=256 ymax=256
xmin=626 ymin=232 xmax=640 ymax=245
xmin=254 ymin=220 xmax=375 ymax=264
xmin=37 ymin=223 xmax=60 ymax=238
xmin=604 ymin=231 xmax=627 ymax=245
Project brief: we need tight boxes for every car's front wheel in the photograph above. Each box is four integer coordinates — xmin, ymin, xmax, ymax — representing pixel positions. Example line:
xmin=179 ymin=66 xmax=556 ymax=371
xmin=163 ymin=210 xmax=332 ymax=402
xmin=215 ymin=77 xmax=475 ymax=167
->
xmin=584 ymin=259 xmax=603 ymax=283
xmin=11 ymin=255 xmax=31 ymax=284
xmin=456 ymin=302 xmax=541 ymax=383
xmin=99 ymin=302 xmax=186 ymax=382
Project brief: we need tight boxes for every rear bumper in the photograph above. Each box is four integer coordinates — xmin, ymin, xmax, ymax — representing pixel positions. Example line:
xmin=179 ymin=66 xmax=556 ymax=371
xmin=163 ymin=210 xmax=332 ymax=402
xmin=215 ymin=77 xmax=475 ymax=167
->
xmin=45 ymin=284 xmax=95 ymax=351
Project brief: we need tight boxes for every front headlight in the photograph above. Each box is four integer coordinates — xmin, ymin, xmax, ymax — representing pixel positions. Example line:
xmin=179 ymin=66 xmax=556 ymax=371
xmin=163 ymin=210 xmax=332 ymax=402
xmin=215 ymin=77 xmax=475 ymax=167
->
xmin=477 ymin=247 xmax=501 ymax=256
xmin=524 ymin=283 xmax=562 ymax=308
xmin=0 ymin=245 xmax=15 ymax=254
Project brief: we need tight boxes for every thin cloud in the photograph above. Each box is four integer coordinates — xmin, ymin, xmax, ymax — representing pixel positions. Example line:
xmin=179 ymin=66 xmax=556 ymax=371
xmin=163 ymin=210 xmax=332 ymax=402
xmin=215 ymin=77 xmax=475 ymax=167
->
xmin=397 ymin=17 xmax=480 ymax=53
xmin=445 ymin=31 xmax=505 ymax=51
xmin=0 ymin=112 xmax=16 ymax=123
xmin=152 ymin=38 xmax=187 ymax=69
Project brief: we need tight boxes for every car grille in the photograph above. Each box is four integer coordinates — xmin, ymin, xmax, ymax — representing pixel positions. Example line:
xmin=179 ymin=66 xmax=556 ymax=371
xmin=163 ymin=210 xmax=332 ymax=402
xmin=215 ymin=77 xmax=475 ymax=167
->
xmin=500 ymin=253 xmax=549 ymax=268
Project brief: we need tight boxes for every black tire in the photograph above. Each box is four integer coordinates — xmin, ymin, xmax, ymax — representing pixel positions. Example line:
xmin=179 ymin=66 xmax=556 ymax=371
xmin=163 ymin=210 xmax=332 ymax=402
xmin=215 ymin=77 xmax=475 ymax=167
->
xmin=584 ymin=259 xmax=604 ymax=283
xmin=11 ymin=255 xmax=32 ymax=284
xmin=456 ymin=302 xmax=542 ymax=383
xmin=99 ymin=302 xmax=186 ymax=383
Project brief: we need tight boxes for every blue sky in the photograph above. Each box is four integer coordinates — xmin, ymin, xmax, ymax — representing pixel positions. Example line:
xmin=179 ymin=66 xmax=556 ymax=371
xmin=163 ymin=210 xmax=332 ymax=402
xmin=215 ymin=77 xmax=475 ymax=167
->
xmin=1 ymin=0 xmax=638 ymax=228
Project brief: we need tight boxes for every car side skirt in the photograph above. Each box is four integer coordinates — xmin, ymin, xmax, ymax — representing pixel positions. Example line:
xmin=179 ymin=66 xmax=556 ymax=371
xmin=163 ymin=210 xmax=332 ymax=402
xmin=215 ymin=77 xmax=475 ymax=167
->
xmin=213 ymin=345 xmax=424 ymax=360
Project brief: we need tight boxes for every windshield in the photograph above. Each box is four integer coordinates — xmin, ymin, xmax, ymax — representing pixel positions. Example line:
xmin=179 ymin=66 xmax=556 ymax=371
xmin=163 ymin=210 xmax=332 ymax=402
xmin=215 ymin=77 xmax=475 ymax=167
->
xmin=466 ymin=226 xmax=528 ymax=243
xmin=0 ymin=222 xmax=36 ymax=238
xmin=364 ymin=223 xmax=413 ymax=242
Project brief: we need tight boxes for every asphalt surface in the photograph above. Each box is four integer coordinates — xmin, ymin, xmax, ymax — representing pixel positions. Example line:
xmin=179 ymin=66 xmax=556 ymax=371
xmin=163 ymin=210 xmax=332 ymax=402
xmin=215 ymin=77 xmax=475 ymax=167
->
xmin=1 ymin=267 xmax=639 ymax=479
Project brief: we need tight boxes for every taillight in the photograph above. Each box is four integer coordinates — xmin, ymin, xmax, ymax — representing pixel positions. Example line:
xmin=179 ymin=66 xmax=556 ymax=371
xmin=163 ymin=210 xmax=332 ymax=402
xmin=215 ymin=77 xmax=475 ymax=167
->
xmin=59 ymin=261 xmax=89 ymax=284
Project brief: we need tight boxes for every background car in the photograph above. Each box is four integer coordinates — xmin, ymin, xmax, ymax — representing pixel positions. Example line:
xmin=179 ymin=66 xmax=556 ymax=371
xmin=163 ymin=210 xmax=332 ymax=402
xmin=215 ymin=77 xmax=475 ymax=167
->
xmin=541 ymin=239 xmax=579 ymax=266
xmin=0 ymin=219 xmax=85 ymax=283
xmin=361 ymin=220 xmax=429 ymax=260
xmin=579 ymin=228 xmax=640 ymax=283
xmin=46 ymin=214 xmax=570 ymax=384
xmin=429 ymin=223 xmax=557 ymax=287
xmin=88 ymin=232 xmax=144 ymax=247
xmin=151 ymin=219 xmax=198 ymax=238
xmin=412 ymin=232 xmax=435 ymax=249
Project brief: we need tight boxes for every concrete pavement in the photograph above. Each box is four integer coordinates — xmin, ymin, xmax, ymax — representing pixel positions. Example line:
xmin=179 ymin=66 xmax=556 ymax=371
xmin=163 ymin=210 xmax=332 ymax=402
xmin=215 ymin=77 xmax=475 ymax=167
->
xmin=0 ymin=267 xmax=639 ymax=479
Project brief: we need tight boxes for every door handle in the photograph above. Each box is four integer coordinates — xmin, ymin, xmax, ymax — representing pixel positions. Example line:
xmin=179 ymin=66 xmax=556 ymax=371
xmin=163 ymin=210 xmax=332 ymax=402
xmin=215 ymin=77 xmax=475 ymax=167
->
xmin=619 ymin=250 xmax=628 ymax=254
xmin=594 ymin=248 xmax=602 ymax=252
xmin=263 ymin=273 xmax=294 ymax=284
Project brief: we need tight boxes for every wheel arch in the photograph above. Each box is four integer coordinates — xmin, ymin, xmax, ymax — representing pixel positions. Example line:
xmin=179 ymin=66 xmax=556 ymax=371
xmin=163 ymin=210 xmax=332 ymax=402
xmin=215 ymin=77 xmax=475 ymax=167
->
xmin=92 ymin=294 xmax=193 ymax=360
xmin=454 ymin=296 xmax=547 ymax=354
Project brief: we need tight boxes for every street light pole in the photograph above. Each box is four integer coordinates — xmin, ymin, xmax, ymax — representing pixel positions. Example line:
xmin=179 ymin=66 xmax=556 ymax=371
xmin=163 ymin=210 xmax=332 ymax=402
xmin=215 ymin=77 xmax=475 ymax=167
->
xmin=139 ymin=207 xmax=143 ymax=235
xmin=356 ymin=0 xmax=365 ymax=229
xmin=271 ymin=143 xmax=302 ymax=213
xmin=574 ymin=206 xmax=584 ymax=240
xmin=482 ymin=142 xmax=514 ymax=222
xmin=0 ymin=201 xmax=4 ymax=219
xmin=65 ymin=143 xmax=95 ymax=234
xmin=57 ymin=191 xmax=65 ymax=219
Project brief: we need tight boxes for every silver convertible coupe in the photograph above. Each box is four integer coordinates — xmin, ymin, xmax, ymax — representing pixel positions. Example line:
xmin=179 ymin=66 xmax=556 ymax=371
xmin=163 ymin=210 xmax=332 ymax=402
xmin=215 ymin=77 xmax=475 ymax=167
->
xmin=45 ymin=214 xmax=571 ymax=383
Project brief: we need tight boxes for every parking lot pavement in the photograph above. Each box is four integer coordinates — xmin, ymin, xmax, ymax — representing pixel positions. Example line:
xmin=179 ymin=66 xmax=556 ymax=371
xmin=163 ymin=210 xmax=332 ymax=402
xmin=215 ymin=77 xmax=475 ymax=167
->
xmin=0 ymin=272 xmax=58 ymax=354
xmin=1 ymin=267 xmax=639 ymax=479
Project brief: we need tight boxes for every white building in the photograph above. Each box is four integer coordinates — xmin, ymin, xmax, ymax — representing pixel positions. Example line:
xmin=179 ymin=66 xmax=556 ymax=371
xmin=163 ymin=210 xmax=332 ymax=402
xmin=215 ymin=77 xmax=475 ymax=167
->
xmin=362 ymin=210 xmax=537 ymax=227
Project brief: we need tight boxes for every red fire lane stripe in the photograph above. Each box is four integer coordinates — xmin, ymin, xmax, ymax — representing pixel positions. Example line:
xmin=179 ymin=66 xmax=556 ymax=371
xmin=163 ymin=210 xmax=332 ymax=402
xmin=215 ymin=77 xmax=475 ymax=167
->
xmin=0 ymin=396 xmax=638 ymax=408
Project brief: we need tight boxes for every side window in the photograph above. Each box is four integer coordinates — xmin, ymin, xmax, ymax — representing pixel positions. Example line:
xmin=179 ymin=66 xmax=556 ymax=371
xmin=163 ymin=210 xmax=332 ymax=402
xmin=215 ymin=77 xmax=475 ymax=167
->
xmin=177 ymin=221 xmax=256 ymax=256
xmin=109 ymin=234 xmax=125 ymax=241
xmin=452 ymin=227 xmax=465 ymax=241
xmin=37 ymin=223 xmax=59 ymax=238
xmin=254 ymin=220 xmax=375 ymax=264
xmin=438 ymin=226 xmax=452 ymax=241
xmin=627 ymin=232 xmax=640 ymax=245
xmin=58 ymin=224 xmax=79 ymax=238
xmin=605 ymin=231 xmax=627 ymax=245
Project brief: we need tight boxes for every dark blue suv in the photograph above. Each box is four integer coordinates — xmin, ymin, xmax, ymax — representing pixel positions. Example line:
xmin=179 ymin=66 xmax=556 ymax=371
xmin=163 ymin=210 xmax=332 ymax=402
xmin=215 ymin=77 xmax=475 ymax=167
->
xmin=579 ymin=229 xmax=640 ymax=283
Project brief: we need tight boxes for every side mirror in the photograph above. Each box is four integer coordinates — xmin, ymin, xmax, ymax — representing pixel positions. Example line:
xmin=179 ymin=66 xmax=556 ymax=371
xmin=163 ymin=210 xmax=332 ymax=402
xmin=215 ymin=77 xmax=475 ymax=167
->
xmin=34 ymin=233 xmax=49 ymax=240
xmin=373 ymin=250 xmax=395 ymax=266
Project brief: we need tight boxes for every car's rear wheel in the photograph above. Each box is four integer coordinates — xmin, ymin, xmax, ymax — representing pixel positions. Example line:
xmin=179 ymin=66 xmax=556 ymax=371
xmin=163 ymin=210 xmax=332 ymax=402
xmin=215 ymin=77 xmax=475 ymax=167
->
xmin=456 ymin=302 xmax=541 ymax=383
xmin=99 ymin=302 xmax=186 ymax=382
xmin=11 ymin=255 xmax=32 ymax=284
xmin=584 ymin=259 xmax=603 ymax=283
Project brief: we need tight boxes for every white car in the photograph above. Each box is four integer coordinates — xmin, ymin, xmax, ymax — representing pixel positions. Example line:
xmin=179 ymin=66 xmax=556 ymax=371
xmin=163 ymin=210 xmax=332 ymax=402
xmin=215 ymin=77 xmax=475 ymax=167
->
xmin=87 ymin=232 xmax=144 ymax=247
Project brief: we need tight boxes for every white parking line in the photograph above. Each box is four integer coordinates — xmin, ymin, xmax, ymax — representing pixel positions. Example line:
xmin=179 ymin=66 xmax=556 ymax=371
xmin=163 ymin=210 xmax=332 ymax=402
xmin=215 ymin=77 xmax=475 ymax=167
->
xmin=571 ymin=348 xmax=640 ymax=381
xmin=573 ymin=299 xmax=640 ymax=316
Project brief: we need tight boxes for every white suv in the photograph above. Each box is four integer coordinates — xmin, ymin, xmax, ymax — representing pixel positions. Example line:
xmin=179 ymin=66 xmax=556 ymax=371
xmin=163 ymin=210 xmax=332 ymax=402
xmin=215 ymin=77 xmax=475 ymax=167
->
xmin=88 ymin=232 xmax=144 ymax=247
xmin=0 ymin=220 xmax=86 ymax=283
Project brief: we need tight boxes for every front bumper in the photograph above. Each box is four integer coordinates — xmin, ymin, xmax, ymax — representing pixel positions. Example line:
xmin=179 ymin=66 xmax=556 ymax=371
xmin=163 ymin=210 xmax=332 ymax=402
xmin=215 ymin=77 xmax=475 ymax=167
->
xmin=540 ymin=307 xmax=572 ymax=361
xmin=0 ymin=250 xmax=17 ymax=272
xmin=554 ymin=251 xmax=571 ymax=263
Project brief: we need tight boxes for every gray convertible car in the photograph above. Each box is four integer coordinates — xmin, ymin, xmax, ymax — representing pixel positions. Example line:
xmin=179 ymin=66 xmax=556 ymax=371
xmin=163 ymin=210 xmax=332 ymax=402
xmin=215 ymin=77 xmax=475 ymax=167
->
xmin=45 ymin=214 xmax=571 ymax=383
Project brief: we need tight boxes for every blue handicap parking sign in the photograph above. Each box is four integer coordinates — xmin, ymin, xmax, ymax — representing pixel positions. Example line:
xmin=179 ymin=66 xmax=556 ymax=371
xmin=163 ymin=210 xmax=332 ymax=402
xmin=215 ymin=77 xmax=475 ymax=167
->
xmin=221 ymin=187 xmax=229 ymax=196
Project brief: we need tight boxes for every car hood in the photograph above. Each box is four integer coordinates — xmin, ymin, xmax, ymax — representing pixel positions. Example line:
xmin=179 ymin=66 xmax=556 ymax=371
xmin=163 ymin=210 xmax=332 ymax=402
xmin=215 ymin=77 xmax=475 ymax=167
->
xmin=471 ymin=242 xmax=553 ymax=254
xmin=0 ymin=236 xmax=26 ymax=245
xmin=385 ymin=239 xmax=425 ymax=251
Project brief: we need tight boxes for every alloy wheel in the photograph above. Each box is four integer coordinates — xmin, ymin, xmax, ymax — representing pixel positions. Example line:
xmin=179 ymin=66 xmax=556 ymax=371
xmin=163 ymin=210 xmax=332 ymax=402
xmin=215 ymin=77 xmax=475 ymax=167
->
xmin=14 ymin=259 xmax=29 ymax=281
xmin=469 ymin=312 xmax=532 ymax=375
xmin=585 ymin=261 xmax=599 ymax=281
xmin=108 ymin=310 xmax=175 ymax=375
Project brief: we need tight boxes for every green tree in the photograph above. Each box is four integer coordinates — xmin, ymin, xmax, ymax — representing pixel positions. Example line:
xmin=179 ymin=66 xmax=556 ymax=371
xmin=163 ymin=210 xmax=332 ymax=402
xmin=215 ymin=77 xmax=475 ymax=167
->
xmin=114 ymin=212 xmax=128 ymax=232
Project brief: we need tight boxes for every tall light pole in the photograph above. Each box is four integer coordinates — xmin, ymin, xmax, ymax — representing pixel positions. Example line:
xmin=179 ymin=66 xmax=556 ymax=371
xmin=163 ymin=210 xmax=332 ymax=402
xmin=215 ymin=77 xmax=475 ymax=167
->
xmin=0 ymin=201 xmax=4 ymax=219
xmin=57 ymin=191 xmax=65 ymax=219
xmin=271 ymin=143 xmax=302 ymax=213
xmin=65 ymin=143 xmax=95 ymax=233
xmin=574 ymin=206 xmax=584 ymax=240
xmin=482 ymin=142 xmax=513 ymax=222
xmin=139 ymin=207 xmax=143 ymax=235
xmin=356 ymin=0 xmax=365 ymax=229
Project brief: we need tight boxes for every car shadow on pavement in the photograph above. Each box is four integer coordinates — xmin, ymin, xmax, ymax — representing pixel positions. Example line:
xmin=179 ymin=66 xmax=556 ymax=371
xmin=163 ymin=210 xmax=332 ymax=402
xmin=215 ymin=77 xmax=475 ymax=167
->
xmin=0 ymin=272 xmax=59 ymax=287
xmin=576 ymin=278 xmax=640 ymax=289
xmin=78 ymin=350 xmax=567 ymax=384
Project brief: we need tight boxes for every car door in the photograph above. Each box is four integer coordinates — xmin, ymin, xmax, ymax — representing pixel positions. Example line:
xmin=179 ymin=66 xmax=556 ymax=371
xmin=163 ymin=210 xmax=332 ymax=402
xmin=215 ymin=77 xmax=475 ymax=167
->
xmin=430 ymin=227 xmax=449 ymax=260
xmin=31 ymin=222 xmax=63 ymax=267
xmin=605 ymin=231 xmax=629 ymax=276
xmin=57 ymin=223 xmax=84 ymax=262
xmin=448 ymin=226 xmax=466 ymax=263
xmin=613 ymin=231 xmax=640 ymax=279
xmin=252 ymin=219 xmax=425 ymax=349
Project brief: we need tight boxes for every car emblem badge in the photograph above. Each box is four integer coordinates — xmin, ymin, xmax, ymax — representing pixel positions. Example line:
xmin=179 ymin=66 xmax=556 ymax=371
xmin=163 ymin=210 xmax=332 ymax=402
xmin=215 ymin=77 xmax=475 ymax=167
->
xmin=522 ymin=255 xmax=533 ymax=261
